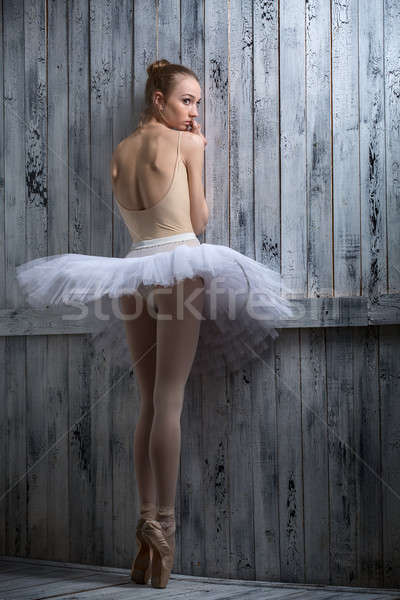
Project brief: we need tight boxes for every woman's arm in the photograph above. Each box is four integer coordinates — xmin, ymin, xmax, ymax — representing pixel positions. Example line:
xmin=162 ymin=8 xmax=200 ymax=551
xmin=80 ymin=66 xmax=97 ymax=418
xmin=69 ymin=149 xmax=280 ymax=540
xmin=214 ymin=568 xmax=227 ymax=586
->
xmin=182 ymin=133 xmax=209 ymax=235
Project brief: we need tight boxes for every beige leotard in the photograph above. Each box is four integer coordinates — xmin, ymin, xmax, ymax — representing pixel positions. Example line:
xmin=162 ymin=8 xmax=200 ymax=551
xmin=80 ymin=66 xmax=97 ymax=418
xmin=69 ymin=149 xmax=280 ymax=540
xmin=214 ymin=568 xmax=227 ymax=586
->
xmin=113 ymin=128 xmax=195 ymax=243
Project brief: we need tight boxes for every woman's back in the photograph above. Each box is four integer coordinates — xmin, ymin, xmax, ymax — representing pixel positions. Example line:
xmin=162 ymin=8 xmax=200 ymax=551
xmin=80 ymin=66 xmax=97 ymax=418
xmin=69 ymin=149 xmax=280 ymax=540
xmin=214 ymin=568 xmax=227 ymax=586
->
xmin=112 ymin=123 xmax=182 ymax=212
xmin=111 ymin=123 xmax=196 ymax=242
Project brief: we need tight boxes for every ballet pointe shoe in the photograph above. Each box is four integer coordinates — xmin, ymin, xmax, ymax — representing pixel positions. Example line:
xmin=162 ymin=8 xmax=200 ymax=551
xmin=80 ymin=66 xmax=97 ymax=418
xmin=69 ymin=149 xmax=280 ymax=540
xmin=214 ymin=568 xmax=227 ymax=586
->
xmin=131 ymin=518 xmax=153 ymax=585
xmin=141 ymin=518 xmax=176 ymax=588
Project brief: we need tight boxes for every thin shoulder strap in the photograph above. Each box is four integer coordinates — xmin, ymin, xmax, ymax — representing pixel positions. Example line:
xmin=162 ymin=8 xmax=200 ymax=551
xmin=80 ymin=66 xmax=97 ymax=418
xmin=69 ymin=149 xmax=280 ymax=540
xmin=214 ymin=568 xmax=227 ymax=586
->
xmin=177 ymin=130 xmax=182 ymax=161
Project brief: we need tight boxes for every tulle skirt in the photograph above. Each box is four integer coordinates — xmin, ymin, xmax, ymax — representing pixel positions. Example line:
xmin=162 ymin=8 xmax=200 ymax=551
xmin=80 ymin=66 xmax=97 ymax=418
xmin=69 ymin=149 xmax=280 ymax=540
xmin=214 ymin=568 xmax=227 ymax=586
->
xmin=15 ymin=232 xmax=296 ymax=378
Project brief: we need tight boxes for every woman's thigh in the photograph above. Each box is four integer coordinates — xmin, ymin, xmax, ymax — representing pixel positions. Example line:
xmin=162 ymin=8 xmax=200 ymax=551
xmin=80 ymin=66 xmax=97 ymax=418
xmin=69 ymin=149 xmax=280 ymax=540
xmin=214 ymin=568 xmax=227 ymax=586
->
xmin=119 ymin=291 xmax=157 ymax=402
xmin=150 ymin=277 xmax=205 ymax=392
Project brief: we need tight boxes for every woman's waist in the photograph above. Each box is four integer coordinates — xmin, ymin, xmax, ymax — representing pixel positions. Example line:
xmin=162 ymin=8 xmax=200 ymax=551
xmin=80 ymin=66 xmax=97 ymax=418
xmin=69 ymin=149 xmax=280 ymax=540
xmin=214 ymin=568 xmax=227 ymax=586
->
xmin=130 ymin=231 xmax=198 ymax=249
xmin=125 ymin=231 xmax=200 ymax=257
xmin=121 ymin=214 xmax=196 ymax=247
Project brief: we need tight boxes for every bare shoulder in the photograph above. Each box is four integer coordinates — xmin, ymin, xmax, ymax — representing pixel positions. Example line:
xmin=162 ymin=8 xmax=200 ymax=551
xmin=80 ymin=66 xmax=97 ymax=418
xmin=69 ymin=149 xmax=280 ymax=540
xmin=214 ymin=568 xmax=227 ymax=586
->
xmin=112 ymin=136 xmax=127 ymax=160
xmin=180 ymin=131 xmax=204 ymax=165
xmin=112 ymin=130 xmax=140 ymax=161
xmin=110 ymin=134 xmax=135 ymax=180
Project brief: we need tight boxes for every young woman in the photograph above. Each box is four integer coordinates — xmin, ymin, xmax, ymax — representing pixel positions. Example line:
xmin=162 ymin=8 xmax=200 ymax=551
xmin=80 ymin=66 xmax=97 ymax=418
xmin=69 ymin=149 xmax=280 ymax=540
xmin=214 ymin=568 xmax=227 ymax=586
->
xmin=16 ymin=60 xmax=295 ymax=589
xmin=112 ymin=62 xmax=209 ymax=588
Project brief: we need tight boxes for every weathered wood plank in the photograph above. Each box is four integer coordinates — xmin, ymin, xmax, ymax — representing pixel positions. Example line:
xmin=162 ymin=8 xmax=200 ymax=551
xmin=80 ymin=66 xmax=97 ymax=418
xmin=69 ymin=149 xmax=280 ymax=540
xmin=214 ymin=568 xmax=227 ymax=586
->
xmin=252 ymin=343 xmax=281 ymax=580
xmin=306 ymin=0 xmax=333 ymax=299
xmin=24 ymin=0 xmax=48 ymax=560
xmin=180 ymin=0 xmax=206 ymax=578
xmin=2 ymin=556 xmax=400 ymax=597
xmin=0 ymin=564 xmax=122 ymax=588
xmin=202 ymin=370 xmax=231 ymax=579
xmin=1 ymin=570 xmax=129 ymax=599
xmin=110 ymin=0 xmax=137 ymax=570
xmin=229 ymin=0 xmax=257 ymax=582
xmin=132 ymin=0 xmax=157 ymax=128
xmin=204 ymin=0 xmax=229 ymax=246
xmin=277 ymin=329 xmax=305 ymax=582
xmin=201 ymin=0 xmax=231 ymax=580
xmin=359 ymin=0 xmax=386 ymax=302
xmin=4 ymin=0 xmax=28 ymax=558
xmin=90 ymin=0 xmax=114 ymax=567
xmin=230 ymin=0 xmax=254 ymax=258
xmin=3 ymin=293 xmax=400 ymax=338
xmin=158 ymin=0 xmax=179 ymax=63
xmin=68 ymin=0 xmax=94 ymax=564
xmin=252 ymin=0 xmax=281 ymax=583
xmin=354 ymin=326 xmax=382 ymax=586
xmin=254 ymin=0 xmax=280 ymax=275
xmin=181 ymin=371 xmax=204 ymax=575
xmin=0 ymin=334 xmax=6 ymax=555
xmin=384 ymin=1 xmax=400 ymax=294
xmin=380 ymin=325 xmax=400 ymax=587
xmin=46 ymin=0 xmax=70 ymax=561
xmin=326 ymin=327 xmax=358 ymax=584
xmin=303 ymin=0 xmax=332 ymax=582
xmin=280 ymin=0 xmax=307 ymax=294
xmin=368 ymin=293 xmax=400 ymax=324
xmin=332 ymin=0 xmax=360 ymax=296
xmin=0 ymin=0 xmax=5 ymax=557
xmin=112 ymin=0 xmax=134 ymax=263
xmin=301 ymin=327 xmax=330 ymax=583
xmin=279 ymin=3 xmax=307 ymax=579
xmin=0 ymin=306 xmax=108 ymax=336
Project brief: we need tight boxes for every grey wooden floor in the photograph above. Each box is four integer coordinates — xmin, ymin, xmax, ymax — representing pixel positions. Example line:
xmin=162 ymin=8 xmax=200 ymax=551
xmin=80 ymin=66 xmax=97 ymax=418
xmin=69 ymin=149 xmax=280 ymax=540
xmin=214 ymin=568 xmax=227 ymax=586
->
xmin=1 ymin=557 xmax=399 ymax=600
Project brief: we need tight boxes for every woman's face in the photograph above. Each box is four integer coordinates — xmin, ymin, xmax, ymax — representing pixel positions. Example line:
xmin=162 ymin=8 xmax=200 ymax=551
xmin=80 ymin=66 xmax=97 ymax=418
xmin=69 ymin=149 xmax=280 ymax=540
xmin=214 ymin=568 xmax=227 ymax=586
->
xmin=154 ymin=76 xmax=202 ymax=131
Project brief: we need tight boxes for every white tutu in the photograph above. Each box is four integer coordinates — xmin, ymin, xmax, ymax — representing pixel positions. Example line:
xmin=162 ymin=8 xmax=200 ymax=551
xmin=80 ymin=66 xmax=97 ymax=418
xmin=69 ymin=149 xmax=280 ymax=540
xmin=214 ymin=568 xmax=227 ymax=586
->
xmin=15 ymin=235 xmax=296 ymax=378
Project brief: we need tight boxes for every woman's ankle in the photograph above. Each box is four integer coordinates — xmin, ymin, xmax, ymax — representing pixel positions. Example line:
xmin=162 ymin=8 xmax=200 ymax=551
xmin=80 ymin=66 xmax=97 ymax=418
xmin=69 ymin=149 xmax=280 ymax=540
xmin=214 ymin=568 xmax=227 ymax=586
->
xmin=156 ymin=504 xmax=175 ymax=526
xmin=140 ymin=501 xmax=157 ymax=520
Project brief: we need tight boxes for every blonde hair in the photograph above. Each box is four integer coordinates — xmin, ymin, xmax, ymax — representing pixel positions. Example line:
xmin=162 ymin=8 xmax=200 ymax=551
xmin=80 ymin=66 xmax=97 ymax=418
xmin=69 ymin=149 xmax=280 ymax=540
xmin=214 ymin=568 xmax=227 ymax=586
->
xmin=138 ymin=59 xmax=200 ymax=128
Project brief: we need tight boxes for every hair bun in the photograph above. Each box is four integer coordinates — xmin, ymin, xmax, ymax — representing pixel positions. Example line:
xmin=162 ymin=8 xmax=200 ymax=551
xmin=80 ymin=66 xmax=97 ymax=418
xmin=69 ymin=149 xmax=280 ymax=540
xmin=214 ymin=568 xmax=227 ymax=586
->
xmin=147 ymin=59 xmax=170 ymax=77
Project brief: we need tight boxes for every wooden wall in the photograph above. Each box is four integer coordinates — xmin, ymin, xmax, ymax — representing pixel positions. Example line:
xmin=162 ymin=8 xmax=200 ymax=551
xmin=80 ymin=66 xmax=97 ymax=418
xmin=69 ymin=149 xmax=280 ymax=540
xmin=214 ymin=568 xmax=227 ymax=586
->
xmin=1 ymin=0 xmax=400 ymax=589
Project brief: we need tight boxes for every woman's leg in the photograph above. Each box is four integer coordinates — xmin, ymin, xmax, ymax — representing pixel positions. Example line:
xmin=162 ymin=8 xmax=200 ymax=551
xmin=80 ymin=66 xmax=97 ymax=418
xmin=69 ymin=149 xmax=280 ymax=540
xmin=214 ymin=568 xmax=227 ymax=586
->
xmin=119 ymin=291 xmax=158 ymax=519
xmin=149 ymin=277 xmax=205 ymax=523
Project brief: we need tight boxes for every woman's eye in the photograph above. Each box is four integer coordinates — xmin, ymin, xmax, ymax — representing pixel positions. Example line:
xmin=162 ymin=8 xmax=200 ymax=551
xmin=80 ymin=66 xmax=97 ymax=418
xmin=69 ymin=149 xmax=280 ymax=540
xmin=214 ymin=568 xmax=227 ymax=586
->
xmin=183 ymin=99 xmax=201 ymax=105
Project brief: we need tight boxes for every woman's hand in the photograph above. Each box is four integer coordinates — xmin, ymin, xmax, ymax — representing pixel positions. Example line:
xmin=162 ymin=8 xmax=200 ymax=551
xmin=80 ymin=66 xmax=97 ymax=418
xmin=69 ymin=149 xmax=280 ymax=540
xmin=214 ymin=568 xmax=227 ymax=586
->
xmin=187 ymin=119 xmax=207 ymax=148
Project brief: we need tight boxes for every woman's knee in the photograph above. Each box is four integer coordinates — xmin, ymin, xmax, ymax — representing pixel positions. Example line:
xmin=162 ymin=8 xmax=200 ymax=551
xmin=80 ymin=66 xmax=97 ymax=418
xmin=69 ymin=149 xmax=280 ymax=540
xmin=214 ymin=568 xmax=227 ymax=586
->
xmin=153 ymin=380 xmax=185 ymax=415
